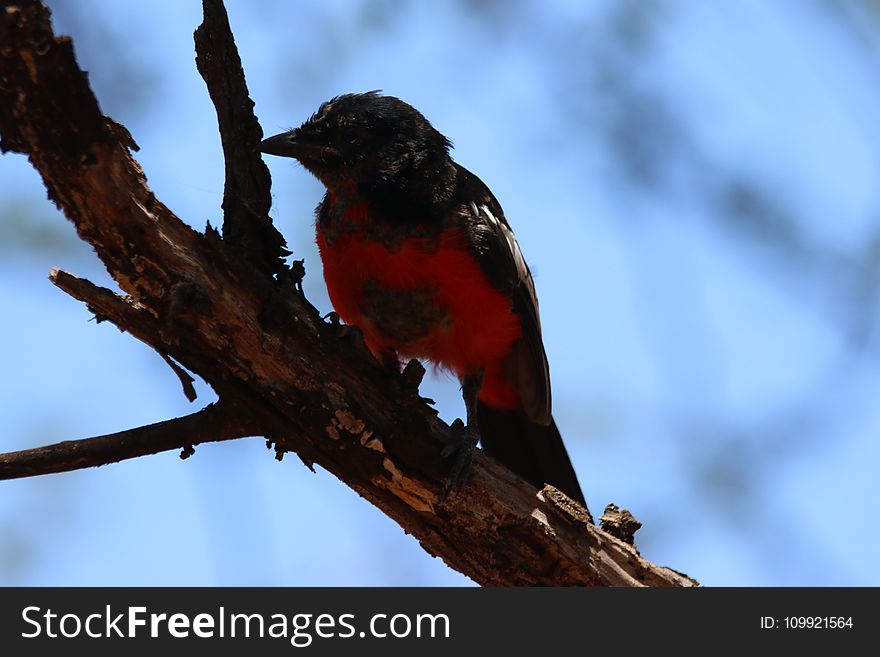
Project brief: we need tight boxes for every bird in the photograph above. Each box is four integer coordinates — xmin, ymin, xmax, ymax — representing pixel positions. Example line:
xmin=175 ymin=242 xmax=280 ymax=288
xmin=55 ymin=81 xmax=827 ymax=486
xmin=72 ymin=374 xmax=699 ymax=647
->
xmin=260 ymin=92 xmax=585 ymax=505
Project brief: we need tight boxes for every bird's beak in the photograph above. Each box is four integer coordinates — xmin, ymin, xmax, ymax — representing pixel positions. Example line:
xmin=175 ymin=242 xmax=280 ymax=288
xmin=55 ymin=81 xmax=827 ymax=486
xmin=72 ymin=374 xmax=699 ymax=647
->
xmin=259 ymin=130 xmax=339 ymax=163
xmin=259 ymin=130 xmax=301 ymax=157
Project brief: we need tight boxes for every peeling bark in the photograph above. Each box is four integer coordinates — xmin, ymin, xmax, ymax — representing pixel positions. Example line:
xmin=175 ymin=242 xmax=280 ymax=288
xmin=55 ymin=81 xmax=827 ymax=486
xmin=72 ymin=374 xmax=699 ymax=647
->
xmin=0 ymin=0 xmax=698 ymax=587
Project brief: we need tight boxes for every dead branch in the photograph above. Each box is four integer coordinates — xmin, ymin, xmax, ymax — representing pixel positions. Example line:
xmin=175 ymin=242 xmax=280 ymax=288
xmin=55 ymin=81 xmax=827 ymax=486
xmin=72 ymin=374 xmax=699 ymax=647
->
xmin=0 ymin=402 xmax=256 ymax=480
xmin=0 ymin=0 xmax=697 ymax=587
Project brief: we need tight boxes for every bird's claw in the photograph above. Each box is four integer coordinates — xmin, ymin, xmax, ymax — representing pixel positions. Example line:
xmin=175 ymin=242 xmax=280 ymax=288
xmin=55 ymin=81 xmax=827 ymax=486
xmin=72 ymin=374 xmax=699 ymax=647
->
xmin=442 ymin=418 xmax=478 ymax=498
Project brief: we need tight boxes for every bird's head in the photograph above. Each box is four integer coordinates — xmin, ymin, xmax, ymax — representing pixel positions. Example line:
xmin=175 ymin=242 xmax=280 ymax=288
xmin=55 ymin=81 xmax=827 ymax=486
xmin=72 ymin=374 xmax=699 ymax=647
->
xmin=260 ymin=92 xmax=456 ymax=210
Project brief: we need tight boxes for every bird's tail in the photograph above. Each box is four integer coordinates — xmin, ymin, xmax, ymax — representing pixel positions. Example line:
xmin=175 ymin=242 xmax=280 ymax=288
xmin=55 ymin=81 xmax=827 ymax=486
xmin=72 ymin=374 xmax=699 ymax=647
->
xmin=476 ymin=403 xmax=585 ymax=506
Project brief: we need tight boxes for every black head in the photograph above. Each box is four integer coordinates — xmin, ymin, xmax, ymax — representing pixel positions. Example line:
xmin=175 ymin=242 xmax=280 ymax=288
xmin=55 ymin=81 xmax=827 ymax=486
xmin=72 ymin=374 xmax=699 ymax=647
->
xmin=260 ymin=92 xmax=457 ymax=215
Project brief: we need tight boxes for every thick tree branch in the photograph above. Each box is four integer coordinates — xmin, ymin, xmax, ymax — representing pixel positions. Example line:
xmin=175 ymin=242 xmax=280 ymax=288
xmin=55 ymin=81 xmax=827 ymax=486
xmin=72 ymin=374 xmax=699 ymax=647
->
xmin=0 ymin=0 xmax=698 ymax=587
xmin=194 ymin=0 xmax=289 ymax=277
xmin=0 ymin=402 xmax=256 ymax=481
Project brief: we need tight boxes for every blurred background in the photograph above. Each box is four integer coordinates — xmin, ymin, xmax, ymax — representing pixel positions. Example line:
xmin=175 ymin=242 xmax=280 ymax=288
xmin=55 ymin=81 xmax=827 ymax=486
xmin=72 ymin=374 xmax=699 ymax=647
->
xmin=2 ymin=0 xmax=879 ymax=586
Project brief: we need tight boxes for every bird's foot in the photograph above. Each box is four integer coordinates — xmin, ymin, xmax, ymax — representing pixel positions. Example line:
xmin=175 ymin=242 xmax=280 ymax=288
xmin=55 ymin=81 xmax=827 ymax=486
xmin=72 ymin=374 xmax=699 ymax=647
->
xmin=441 ymin=418 xmax=479 ymax=498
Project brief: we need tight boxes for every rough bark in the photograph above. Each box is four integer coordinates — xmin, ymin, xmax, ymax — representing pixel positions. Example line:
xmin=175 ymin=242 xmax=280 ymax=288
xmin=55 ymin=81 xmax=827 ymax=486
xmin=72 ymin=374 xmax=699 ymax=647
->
xmin=0 ymin=0 xmax=698 ymax=587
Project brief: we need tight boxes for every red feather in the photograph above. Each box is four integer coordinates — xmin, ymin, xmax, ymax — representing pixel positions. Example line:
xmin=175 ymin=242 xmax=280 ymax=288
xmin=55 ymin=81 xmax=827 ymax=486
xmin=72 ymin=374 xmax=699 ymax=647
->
xmin=317 ymin=220 xmax=522 ymax=411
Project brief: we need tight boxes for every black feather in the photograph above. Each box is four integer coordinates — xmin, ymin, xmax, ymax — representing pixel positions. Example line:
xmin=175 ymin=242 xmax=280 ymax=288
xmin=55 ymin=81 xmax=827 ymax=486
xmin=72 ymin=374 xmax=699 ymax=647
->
xmin=478 ymin=403 xmax=585 ymax=505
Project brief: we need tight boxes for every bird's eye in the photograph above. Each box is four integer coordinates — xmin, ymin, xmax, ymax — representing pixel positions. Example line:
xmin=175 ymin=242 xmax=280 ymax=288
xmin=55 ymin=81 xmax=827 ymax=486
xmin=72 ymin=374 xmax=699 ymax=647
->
xmin=341 ymin=126 xmax=361 ymax=145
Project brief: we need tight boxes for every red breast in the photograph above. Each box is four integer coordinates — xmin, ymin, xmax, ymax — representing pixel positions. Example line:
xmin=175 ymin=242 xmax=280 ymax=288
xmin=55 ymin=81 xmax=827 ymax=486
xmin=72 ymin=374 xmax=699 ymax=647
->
xmin=316 ymin=209 xmax=523 ymax=411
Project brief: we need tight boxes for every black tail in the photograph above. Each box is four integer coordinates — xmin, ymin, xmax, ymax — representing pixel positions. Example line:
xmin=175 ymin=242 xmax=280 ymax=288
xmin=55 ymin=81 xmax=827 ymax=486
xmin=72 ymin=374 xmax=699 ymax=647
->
xmin=476 ymin=403 xmax=585 ymax=506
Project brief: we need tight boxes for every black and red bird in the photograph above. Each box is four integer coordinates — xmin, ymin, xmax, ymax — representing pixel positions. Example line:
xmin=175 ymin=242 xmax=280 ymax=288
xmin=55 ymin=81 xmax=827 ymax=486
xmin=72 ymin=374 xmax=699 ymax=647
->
xmin=260 ymin=92 xmax=585 ymax=505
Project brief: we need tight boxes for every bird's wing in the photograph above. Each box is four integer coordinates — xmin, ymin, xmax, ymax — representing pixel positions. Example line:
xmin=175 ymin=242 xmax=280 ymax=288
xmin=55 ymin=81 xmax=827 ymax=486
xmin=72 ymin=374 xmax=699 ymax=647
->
xmin=456 ymin=164 xmax=552 ymax=424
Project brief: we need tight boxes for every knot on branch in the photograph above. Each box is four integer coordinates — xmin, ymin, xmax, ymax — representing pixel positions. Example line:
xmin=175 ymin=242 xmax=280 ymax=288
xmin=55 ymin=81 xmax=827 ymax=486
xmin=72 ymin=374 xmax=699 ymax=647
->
xmin=600 ymin=503 xmax=643 ymax=546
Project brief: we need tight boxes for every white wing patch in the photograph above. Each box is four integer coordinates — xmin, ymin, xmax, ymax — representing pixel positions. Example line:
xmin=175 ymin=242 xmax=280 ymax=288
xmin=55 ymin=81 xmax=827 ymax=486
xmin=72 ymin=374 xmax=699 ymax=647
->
xmin=475 ymin=202 xmax=542 ymax=329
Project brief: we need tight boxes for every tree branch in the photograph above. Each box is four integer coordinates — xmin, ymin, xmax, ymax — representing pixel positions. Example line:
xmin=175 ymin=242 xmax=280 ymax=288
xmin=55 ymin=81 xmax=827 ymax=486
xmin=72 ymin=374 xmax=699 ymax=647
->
xmin=194 ymin=0 xmax=289 ymax=277
xmin=0 ymin=0 xmax=698 ymax=587
xmin=0 ymin=402 xmax=257 ymax=481
xmin=49 ymin=267 xmax=199 ymax=401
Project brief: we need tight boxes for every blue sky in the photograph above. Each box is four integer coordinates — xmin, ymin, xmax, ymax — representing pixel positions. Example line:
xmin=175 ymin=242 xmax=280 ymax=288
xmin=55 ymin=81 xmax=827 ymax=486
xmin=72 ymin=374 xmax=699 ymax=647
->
xmin=1 ymin=0 xmax=878 ymax=585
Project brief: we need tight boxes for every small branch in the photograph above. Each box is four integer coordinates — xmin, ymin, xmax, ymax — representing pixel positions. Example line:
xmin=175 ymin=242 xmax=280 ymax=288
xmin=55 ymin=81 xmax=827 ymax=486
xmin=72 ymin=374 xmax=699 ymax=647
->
xmin=51 ymin=268 xmax=154 ymax=334
xmin=194 ymin=0 xmax=289 ymax=275
xmin=0 ymin=402 xmax=257 ymax=480
xmin=50 ymin=268 xmax=200 ymax=402
xmin=161 ymin=354 xmax=198 ymax=402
